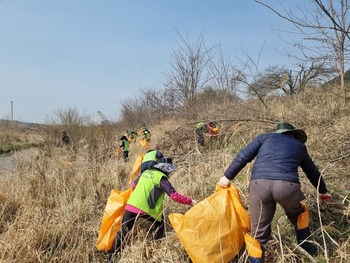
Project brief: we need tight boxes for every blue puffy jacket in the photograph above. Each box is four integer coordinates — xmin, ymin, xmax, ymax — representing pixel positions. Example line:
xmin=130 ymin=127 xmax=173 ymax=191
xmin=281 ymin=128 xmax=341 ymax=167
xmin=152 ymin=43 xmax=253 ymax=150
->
xmin=224 ymin=132 xmax=327 ymax=194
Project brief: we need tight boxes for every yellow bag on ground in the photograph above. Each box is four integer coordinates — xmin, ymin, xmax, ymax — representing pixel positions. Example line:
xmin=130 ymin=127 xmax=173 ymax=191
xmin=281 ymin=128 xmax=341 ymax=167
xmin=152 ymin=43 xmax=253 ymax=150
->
xmin=115 ymin=147 xmax=122 ymax=160
xmin=139 ymin=138 xmax=150 ymax=149
xmin=169 ymin=184 xmax=251 ymax=263
xmin=129 ymin=152 xmax=144 ymax=184
xmin=96 ymin=188 xmax=132 ymax=251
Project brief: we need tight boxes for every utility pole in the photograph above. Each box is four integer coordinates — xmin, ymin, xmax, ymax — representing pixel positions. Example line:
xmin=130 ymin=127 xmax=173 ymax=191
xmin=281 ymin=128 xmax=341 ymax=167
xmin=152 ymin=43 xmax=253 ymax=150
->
xmin=11 ymin=100 xmax=13 ymax=121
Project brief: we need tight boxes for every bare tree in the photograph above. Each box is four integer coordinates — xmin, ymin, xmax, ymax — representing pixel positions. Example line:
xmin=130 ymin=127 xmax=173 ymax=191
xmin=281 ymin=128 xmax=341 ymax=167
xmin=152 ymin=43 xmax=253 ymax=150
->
xmin=231 ymin=48 xmax=270 ymax=109
xmin=120 ymin=86 xmax=180 ymax=127
xmin=50 ymin=107 xmax=91 ymax=126
xmin=286 ymin=61 xmax=333 ymax=93
xmin=163 ymin=33 xmax=214 ymax=114
xmin=255 ymin=0 xmax=350 ymax=106
xmin=208 ymin=44 xmax=240 ymax=98
xmin=249 ymin=61 xmax=330 ymax=96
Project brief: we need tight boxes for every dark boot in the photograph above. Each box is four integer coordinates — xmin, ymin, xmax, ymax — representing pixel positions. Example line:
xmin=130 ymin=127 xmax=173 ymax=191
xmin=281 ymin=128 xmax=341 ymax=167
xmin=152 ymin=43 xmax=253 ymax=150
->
xmin=295 ymin=226 xmax=317 ymax=256
xmin=248 ymin=256 xmax=265 ymax=263
xmin=107 ymin=253 xmax=113 ymax=263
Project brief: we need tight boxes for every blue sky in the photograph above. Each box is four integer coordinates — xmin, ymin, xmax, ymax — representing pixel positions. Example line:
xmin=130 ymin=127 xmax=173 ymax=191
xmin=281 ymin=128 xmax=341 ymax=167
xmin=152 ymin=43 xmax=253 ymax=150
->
xmin=0 ymin=1 xmax=299 ymax=124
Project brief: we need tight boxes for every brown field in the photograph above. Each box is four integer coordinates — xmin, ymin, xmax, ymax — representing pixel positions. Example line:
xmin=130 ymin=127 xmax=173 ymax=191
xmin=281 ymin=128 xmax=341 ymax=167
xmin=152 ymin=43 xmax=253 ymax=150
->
xmin=0 ymin=86 xmax=349 ymax=263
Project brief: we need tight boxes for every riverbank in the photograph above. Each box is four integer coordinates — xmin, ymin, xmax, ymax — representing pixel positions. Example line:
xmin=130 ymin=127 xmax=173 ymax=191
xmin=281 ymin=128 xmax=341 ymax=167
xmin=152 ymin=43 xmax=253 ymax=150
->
xmin=0 ymin=148 xmax=39 ymax=177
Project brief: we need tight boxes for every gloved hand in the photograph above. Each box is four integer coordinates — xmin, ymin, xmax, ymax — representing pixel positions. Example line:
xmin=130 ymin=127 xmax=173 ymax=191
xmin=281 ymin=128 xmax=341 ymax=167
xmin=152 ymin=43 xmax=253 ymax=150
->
xmin=191 ymin=200 xmax=198 ymax=206
xmin=319 ymin=193 xmax=332 ymax=201
xmin=219 ymin=176 xmax=231 ymax=187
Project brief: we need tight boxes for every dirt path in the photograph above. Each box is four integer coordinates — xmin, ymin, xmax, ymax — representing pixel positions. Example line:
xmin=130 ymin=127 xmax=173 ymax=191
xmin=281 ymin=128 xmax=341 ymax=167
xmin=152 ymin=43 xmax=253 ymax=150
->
xmin=0 ymin=148 xmax=39 ymax=177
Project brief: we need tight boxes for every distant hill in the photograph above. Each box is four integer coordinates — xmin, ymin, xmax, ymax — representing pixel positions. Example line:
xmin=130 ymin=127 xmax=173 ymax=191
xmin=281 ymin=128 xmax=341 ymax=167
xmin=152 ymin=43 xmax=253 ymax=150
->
xmin=0 ymin=119 xmax=41 ymax=127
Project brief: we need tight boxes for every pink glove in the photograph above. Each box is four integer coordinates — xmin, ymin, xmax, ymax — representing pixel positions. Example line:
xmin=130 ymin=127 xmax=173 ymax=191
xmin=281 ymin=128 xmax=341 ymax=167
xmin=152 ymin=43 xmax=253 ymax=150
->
xmin=319 ymin=193 xmax=332 ymax=201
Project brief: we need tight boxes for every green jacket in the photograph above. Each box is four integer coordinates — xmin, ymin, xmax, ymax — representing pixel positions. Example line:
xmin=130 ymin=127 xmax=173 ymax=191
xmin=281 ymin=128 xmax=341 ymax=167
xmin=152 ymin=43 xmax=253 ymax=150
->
xmin=142 ymin=150 xmax=158 ymax=163
xmin=196 ymin=122 xmax=209 ymax=133
xmin=127 ymin=169 xmax=165 ymax=221
xmin=120 ymin=139 xmax=129 ymax=152
xmin=143 ymin=130 xmax=151 ymax=141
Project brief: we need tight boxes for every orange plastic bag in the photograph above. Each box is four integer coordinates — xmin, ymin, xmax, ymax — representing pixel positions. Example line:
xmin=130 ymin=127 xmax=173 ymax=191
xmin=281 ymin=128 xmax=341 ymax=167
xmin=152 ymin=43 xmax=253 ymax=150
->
xmin=209 ymin=127 xmax=219 ymax=136
xmin=129 ymin=152 xmax=144 ymax=185
xmin=115 ymin=147 xmax=122 ymax=160
xmin=96 ymin=188 xmax=132 ymax=251
xmin=169 ymin=184 xmax=251 ymax=263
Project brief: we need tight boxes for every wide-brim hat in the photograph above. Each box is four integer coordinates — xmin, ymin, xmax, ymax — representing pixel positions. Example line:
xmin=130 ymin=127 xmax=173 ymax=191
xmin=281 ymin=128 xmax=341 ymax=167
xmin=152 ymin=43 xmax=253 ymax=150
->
xmin=153 ymin=157 xmax=178 ymax=173
xmin=275 ymin=122 xmax=307 ymax=143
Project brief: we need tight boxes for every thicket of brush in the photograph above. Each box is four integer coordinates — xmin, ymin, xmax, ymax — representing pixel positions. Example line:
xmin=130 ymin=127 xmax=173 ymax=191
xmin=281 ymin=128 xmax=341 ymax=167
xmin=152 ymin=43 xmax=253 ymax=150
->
xmin=0 ymin=86 xmax=349 ymax=263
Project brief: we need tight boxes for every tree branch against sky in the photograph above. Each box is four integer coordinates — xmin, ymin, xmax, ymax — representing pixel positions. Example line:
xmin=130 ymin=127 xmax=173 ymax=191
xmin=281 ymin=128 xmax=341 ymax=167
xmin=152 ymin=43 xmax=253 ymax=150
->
xmin=163 ymin=33 xmax=214 ymax=114
xmin=255 ymin=0 xmax=350 ymax=106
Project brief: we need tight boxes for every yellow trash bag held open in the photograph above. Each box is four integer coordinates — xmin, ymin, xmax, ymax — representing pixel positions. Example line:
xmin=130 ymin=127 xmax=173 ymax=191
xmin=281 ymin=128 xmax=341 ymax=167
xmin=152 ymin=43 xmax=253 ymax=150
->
xmin=169 ymin=184 xmax=251 ymax=263
xmin=96 ymin=188 xmax=132 ymax=251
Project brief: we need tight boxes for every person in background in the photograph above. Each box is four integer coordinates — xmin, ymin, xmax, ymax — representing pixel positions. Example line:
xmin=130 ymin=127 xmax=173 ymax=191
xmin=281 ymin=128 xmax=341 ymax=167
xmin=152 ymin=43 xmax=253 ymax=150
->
xmin=107 ymin=157 xmax=197 ymax=262
xmin=218 ymin=122 xmax=332 ymax=263
xmin=130 ymin=131 xmax=138 ymax=142
xmin=119 ymin=135 xmax=130 ymax=162
xmin=195 ymin=121 xmax=216 ymax=146
xmin=141 ymin=149 xmax=164 ymax=173
xmin=62 ymin=131 xmax=70 ymax=145
xmin=139 ymin=124 xmax=151 ymax=142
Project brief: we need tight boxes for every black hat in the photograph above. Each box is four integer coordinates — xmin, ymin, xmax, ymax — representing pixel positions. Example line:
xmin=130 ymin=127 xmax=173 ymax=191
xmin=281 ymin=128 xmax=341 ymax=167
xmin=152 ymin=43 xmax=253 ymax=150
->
xmin=275 ymin=122 xmax=307 ymax=143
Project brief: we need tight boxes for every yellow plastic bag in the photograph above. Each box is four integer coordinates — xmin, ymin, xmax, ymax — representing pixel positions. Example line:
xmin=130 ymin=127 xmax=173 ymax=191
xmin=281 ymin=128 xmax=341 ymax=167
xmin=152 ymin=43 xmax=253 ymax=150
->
xmin=169 ymin=184 xmax=251 ymax=263
xmin=129 ymin=152 xmax=144 ymax=185
xmin=96 ymin=188 xmax=132 ymax=251
xmin=139 ymin=138 xmax=150 ymax=149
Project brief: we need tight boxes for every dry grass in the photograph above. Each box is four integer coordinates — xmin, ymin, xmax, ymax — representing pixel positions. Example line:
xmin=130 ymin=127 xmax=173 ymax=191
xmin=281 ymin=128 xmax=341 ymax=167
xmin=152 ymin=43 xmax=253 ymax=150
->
xmin=0 ymin=87 xmax=349 ymax=262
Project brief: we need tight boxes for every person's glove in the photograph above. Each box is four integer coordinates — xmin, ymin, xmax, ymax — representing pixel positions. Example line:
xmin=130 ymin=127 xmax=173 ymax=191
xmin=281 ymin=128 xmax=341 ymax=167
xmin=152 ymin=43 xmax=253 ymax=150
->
xmin=191 ymin=200 xmax=198 ymax=206
xmin=319 ymin=193 xmax=332 ymax=201
xmin=219 ymin=176 xmax=231 ymax=187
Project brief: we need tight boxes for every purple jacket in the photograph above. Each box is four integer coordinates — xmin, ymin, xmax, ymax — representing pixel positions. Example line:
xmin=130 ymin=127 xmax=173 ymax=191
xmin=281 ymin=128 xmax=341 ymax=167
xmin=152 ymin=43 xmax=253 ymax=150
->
xmin=224 ymin=132 xmax=328 ymax=194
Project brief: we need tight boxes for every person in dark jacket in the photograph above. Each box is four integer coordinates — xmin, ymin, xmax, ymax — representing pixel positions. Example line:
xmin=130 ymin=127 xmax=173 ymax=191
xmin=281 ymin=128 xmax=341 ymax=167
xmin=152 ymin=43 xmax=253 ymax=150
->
xmin=140 ymin=149 xmax=164 ymax=173
xmin=107 ymin=157 xmax=197 ymax=262
xmin=218 ymin=122 xmax=332 ymax=263
xmin=62 ymin=131 xmax=70 ymax=145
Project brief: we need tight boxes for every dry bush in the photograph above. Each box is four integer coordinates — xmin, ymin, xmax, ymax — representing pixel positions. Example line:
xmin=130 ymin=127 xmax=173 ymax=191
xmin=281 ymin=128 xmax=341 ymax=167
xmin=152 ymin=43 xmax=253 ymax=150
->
xmin=0 ymin=86 xmax=349 ymax=262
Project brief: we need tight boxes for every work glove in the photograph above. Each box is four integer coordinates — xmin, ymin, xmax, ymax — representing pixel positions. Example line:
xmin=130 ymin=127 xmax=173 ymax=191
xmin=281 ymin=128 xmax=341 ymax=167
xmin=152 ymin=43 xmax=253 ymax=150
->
xmin=219 ymin=176 xmax=231 ymax=188
xmin=319 ymin=193 xmax=332 ymax=201
xmin=191 ymin=200 xmax=198 ymax=206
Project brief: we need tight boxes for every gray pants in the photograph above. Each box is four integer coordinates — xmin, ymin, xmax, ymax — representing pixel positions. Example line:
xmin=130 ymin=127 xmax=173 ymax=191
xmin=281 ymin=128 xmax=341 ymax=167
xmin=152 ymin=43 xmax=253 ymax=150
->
xmin=248 ymin=179 xmax=306 ymax=251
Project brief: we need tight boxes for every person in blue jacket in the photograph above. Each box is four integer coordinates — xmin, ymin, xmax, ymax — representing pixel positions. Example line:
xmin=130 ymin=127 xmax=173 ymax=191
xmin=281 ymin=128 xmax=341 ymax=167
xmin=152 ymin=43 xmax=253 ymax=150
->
xmin=218 ymin=122 xmax=332 ymax=263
